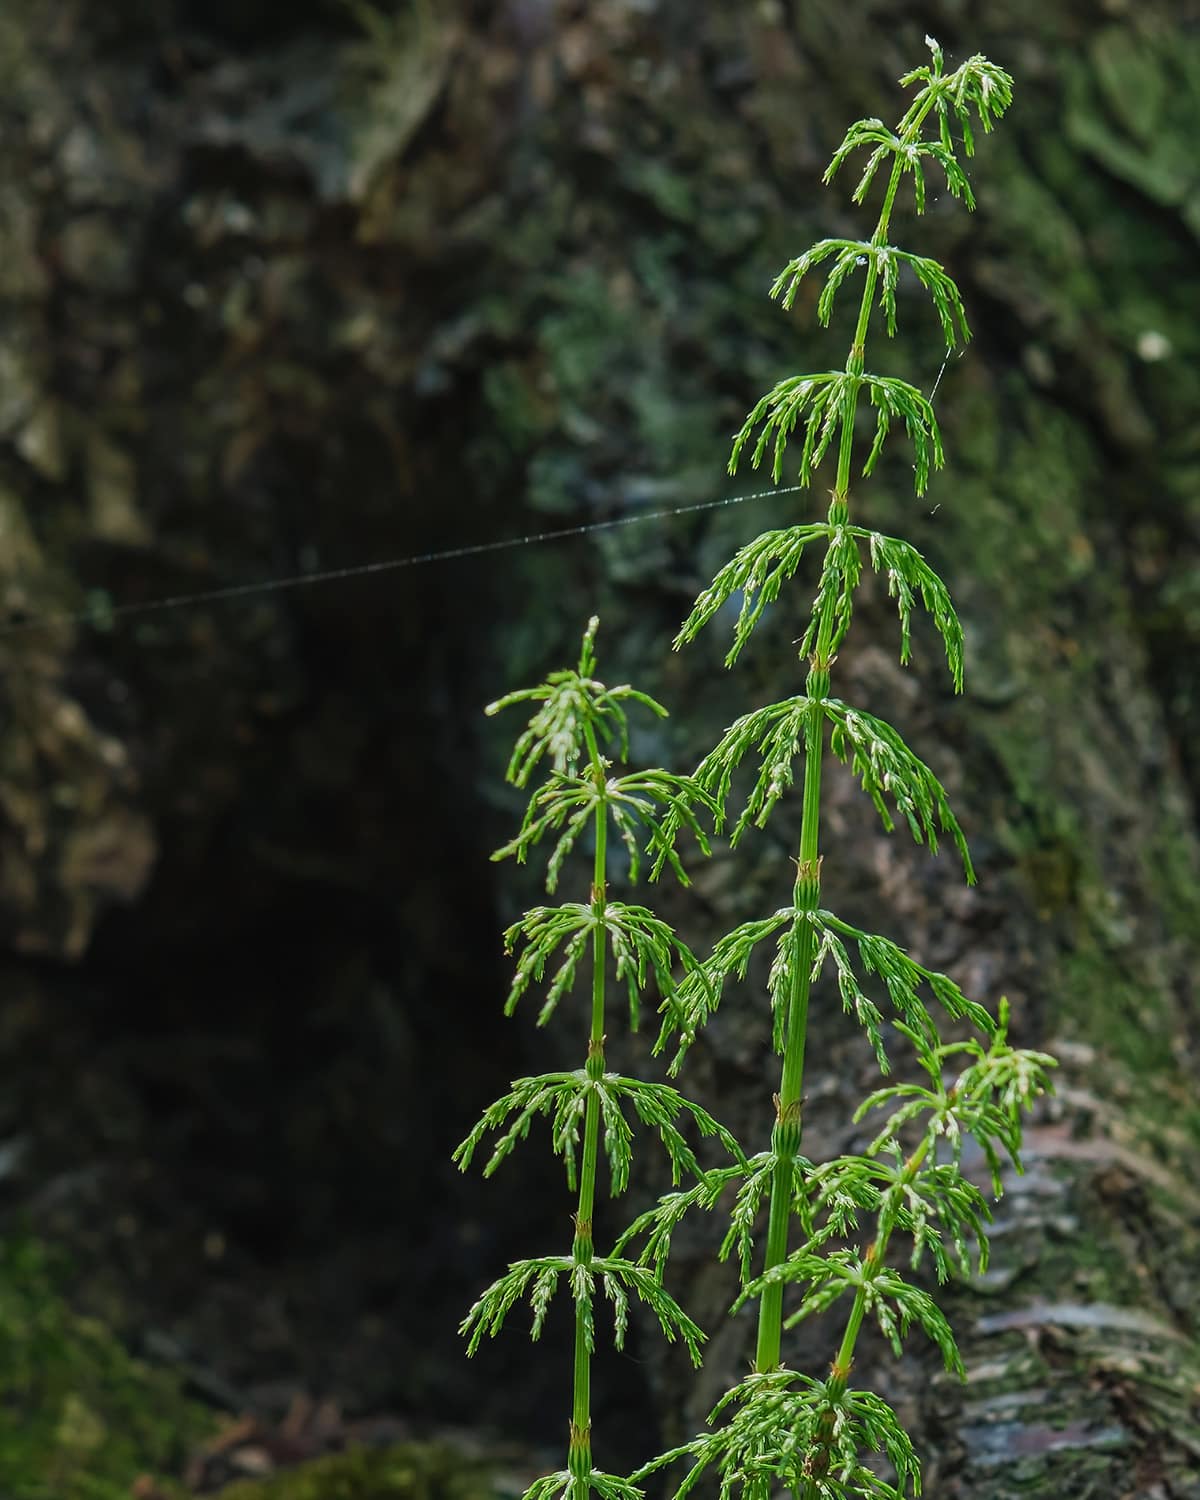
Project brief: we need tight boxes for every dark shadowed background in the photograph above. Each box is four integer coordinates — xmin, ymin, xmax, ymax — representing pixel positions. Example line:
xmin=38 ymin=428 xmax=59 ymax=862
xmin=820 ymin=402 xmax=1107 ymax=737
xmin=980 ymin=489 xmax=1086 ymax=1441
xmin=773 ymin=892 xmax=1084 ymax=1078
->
xmin=0 ymin=1 xmax=1198 ymax=1496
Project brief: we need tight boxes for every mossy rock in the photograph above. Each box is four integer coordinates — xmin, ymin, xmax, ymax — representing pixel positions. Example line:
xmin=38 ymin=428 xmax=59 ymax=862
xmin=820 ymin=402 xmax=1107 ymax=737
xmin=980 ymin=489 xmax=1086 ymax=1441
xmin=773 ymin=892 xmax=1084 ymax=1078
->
xmin=0 ymin=1236 xmax=213 ymax=1499
xmin=210 ymin=1443 xmax=505 ymax=1500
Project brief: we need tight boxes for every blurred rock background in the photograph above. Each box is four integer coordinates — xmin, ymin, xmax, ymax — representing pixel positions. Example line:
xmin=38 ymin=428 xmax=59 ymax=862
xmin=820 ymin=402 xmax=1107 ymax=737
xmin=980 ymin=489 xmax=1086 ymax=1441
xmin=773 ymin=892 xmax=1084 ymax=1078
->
xmin=0 ymin=1 xmax=1198 ymax=1496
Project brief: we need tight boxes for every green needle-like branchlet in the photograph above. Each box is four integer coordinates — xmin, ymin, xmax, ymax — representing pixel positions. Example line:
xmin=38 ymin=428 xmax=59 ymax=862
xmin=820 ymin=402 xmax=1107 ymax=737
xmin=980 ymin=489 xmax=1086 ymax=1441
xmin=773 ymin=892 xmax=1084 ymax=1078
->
xmin=677 ymin=523 xmax=963 ymax=687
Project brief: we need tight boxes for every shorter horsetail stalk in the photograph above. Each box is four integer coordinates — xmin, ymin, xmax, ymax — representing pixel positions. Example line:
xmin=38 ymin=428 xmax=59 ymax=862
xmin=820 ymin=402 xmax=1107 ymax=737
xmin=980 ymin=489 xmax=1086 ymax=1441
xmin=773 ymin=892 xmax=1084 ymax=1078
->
xmin=465 ymin=37 xmax=1056 ymax=1500
xmin=457 ymin=620 xmax=739 ymax=1500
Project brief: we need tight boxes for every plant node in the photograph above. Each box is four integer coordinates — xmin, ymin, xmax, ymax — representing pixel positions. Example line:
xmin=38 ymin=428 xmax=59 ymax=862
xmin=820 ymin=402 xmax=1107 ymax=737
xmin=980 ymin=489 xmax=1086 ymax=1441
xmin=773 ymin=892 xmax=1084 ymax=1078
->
xmin=774 ymin=1095 xmax=803 ymax=1129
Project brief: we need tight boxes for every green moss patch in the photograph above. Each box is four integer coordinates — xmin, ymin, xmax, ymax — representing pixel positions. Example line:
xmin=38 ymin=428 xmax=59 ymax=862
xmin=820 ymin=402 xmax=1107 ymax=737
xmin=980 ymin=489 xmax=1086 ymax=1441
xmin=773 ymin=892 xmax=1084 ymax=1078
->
xmin=209 ymin=1443 xmax=504 ymax=1500
xmin=0 ymin=1237 xmax=212 ymax=1499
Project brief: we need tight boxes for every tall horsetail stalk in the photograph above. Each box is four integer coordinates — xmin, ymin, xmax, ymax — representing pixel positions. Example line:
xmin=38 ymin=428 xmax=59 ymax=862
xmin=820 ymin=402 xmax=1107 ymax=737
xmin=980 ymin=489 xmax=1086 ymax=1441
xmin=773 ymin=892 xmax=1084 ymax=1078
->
xmin=616 ymin=41 xmax=1055 ymax=1500
xmin=455 ymin=620 xmax=742 ymax=1500
xmin=743 ymin=34 xmax=980 ymax=1385
xmin=465 ymin=39 xmax=1057 ymax=1500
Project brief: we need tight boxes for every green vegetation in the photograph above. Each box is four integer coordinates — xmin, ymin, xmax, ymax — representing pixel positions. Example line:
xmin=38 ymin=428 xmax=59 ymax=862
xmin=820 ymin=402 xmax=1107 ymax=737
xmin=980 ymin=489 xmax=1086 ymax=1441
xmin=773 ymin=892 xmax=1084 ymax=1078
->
xmin=206 ymin=1442 xmax=501 ymax=1500
xmin=464 ymin=39 xmax=1057 ymax=1500
xmin=0 ymin=1237 xmax=211 ymax=1499
xmin=0 ymin=1240 xmax=513 ymax=1500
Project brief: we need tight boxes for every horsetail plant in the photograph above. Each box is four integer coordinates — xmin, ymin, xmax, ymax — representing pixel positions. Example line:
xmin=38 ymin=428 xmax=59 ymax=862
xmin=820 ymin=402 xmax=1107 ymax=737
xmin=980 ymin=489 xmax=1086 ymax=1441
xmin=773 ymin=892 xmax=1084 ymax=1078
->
xmin=611 ymin=41 xmax=1057 ymax=1500
xmin=463 ymin=38 xmax=1056 ymax=1500
xmin=456 ymin=618 xmax=744 ymax=1500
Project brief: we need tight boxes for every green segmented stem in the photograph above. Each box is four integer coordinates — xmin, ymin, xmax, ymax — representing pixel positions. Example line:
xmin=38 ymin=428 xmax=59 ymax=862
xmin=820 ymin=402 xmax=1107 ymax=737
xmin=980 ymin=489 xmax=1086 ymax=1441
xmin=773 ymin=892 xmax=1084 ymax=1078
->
xmin=568 ymin=724 xmax=609 ymax=1495
xmin=753 ymin=95 xmax=938 ymax=1376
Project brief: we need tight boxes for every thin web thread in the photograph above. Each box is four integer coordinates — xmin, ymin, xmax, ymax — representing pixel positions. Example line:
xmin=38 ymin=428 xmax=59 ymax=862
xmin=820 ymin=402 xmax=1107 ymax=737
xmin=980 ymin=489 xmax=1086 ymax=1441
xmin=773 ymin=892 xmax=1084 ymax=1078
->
xmin=0 ymin=483 xmax=806 ymax=640
xmin=927 ymin=347 xmax=963 ymax=405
